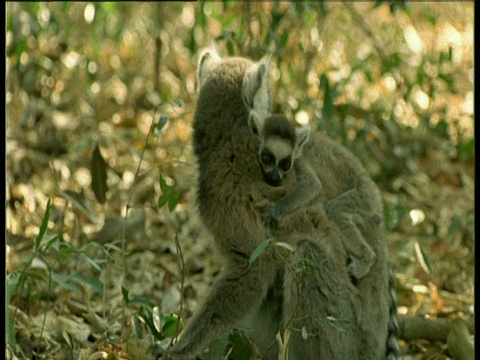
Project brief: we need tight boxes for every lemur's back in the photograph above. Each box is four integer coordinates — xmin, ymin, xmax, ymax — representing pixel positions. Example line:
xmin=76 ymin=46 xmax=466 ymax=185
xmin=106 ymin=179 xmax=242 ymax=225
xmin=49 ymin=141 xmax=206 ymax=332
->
xmin=192 ymin=56 xmax=288 ymax=255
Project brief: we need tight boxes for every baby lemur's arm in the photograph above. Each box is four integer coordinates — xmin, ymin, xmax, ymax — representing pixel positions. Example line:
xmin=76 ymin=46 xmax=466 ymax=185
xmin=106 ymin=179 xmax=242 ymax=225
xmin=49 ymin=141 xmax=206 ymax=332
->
xmin=324 ymin=186 xmax=380 ymax=222
xmin=263 ymin=159 xmax=321 ymax=228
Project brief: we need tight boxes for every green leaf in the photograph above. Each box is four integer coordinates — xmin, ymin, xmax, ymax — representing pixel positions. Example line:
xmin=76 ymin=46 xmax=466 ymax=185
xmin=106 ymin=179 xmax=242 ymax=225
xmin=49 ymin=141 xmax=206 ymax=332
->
xmin=249 ymin=239 xmax=270 ymax=265
xmin=280 ymin=31 xmax=289 ymax=47
xmin=228 ymin=331 xmax=251 ymax=359
xmin=152 ymin=307 xmax=162 ymax=333
xmin=51 ymin=273 xmax=78 ymax=291
xmin=416 ymin=65 xmax=425 ymax=86
xmin=80 ymin=241 xmax=107 ymax=252
xmin=159 ymin=175 xmax=169 ymax=193
xmin=35 ymin=199 xmax=51 ymax=250
xmin=438 ymin=72 xmax=456 ymax=92
xmin=129 ymin=296 xmax=155 ymax=308
xmin=173 ymin=99 xmax=183 ymax=108
xmin=103 ymin=243 xmax=122 ymax=252
xmin=139 ymin=306 xmax=163 ymax=340
xmin=101 ymin=2 xmax=117 ymax=14
xmin=70 ymin=274 xmax=103 ymax=292
xmin=210 ymin=332 xmax=230 ymax=360
xmin=6 ymin=274 xmax=20 ymax=293
xmin=44 ymin=233 xmax=62 ymax=252
xmin=90 ymin=143 xmax=108 ymax=204
xmin=364 ymin=69 xmax=373 ymax=83
xmin=434 ymin=119 xmax=449 ymax=137
xmin=158 ymin=194 xmax=168 ymax=208
xmin=121 ymin=286 xmax=130 ymax=303
xmin=305 ymin=10 xmax=315 ymax=27
xmin=198 ymin=2 xmax=207 ymax=29
xmin=167 ymin=189 xmax=180 ymax=212
xmin=459 ymin=139 xmax=474 ymax=159
xmin=6 ymin=302 xmax=16 ymax=348
xmin=274 ymin=242 xmax=295 ymax=252
xmin=423 ymin=10 xmax=437 ymax=26
xmin=439 ymin=51 xmax=448 ymax=64
xmin=372 ymin=1 xmax=384 ymax=10
xmin=320 ymin=74 xmax=333 ymax=119
xmin=301 ymin=326 xmax=308 ymax=340
xmin=59 ymin=243 xmax=74 ymax=262
xmin=448 ymin=46 xmax=454 ymax=62
xmin=81 ymin=255 xmax=105 ymax=272
xmin=158 ymin=175 xmax=180 ymax=212
xmin=132 ymin=315 xmax=144 ymax=339
xmin=389 ymin=1 xmax=409 ymax=15
xmin=25 ymin=270 xmax=46 ymax=283
xmin=155 ymin=114 xmax=168 ymax=136
xmin=385 ymin=203 xmax=406 ymax=229
xmin=448 ymin=216 xmax=462 ymax=237
xmin=162 ymin=314 xmax=182 ymax=337
xmin=226 ymin=39 xmax=235 ymax=56
xmin=58 ymin=189 xmax=97 ymax=223
xmin=326 ymin=316 xmax=346 ymax=332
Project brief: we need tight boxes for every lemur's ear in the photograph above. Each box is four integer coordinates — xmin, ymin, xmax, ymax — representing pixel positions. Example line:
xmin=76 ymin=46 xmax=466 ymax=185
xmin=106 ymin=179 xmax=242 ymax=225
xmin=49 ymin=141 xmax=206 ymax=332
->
xmin=242 ymin=54 xmax=272 ymax=120
xmin=293 ymin=124 xmax=311 ymax=159
xmin=197 ymin=43 xmax=221 ymax=90
xmin=247 ymin=110 xmax=265 ymax=139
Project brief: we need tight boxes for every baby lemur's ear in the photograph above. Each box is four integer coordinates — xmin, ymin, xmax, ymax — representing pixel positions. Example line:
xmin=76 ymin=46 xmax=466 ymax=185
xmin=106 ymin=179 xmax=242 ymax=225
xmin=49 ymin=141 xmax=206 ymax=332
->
xmin=242 ymin=54 xmax=272 ymax=120
xmin=294 ymin=124 xmax=311 ymax=159
xmin=197 ymin=43 xmax=222 ymax=90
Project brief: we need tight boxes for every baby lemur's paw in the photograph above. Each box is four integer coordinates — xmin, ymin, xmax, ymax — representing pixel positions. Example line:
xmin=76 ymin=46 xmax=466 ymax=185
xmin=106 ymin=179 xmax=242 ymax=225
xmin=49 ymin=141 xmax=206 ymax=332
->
xmin=347 ymin=250 xmax=377 ymax=281
xmin=348 ymin=260 xmax=370 ymax=281
xmin=262 ymin=204 xmax=284 ymax=229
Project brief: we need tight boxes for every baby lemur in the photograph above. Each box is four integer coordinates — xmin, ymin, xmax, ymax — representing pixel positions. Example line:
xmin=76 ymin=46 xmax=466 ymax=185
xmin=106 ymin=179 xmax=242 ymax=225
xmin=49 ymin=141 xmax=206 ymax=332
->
xmin=249 ymin=113 xmax=377 ymax=281
xmin=159 ymin=45 xmax=398 ymax=360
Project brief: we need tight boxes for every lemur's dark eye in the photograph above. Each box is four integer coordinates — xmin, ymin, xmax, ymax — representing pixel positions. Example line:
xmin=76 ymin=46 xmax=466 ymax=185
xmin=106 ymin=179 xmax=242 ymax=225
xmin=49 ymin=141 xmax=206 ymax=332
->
xmin=279 ymin=157 xmax=292 ymax=172
xmin=261 ymin=153 xmax=274 ymax=165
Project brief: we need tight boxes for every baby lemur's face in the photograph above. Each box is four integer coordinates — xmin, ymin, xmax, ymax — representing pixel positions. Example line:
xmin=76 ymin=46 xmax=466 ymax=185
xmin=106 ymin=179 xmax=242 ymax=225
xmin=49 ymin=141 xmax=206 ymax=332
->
xmin=249 ymin=113 xmax=311 ymax=187
xmin=258 ymin=136 xmax=294 ymax=187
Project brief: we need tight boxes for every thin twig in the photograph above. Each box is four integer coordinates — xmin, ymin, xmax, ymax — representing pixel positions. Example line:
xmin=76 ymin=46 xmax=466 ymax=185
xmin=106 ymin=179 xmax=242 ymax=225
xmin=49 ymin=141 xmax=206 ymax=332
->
xmin=39 ymin=259 xmax=54 ymax=349
xmin=171 ymin=232 xmax=186 ymax=346
xmin=121 ymin=107 xmax=158 ymax=329
xmin=122 ymin=108 xmax=158 ymax=274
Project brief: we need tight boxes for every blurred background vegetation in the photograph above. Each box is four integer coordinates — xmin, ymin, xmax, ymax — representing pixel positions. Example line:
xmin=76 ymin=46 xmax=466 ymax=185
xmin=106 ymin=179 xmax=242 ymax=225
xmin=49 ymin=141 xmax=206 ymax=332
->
xmin=6 ymin=2 xmax=474 ymax=359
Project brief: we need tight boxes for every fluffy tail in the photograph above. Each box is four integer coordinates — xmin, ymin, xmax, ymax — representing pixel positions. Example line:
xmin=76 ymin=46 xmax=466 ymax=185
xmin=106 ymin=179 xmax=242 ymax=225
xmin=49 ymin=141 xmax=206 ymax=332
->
xmin=386 ymin=263 xmax=400 ymax=359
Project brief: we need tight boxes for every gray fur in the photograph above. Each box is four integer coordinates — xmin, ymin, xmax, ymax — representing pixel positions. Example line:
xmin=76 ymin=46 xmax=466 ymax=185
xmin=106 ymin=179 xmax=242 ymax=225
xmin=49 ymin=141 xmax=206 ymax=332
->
xmin=255 ymin=115 xmax=377 ymax=280
xmin=163 ymin=48 xmax=397 ymax=360
xmin=272 ymin=132 xmax=396 ymax=359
